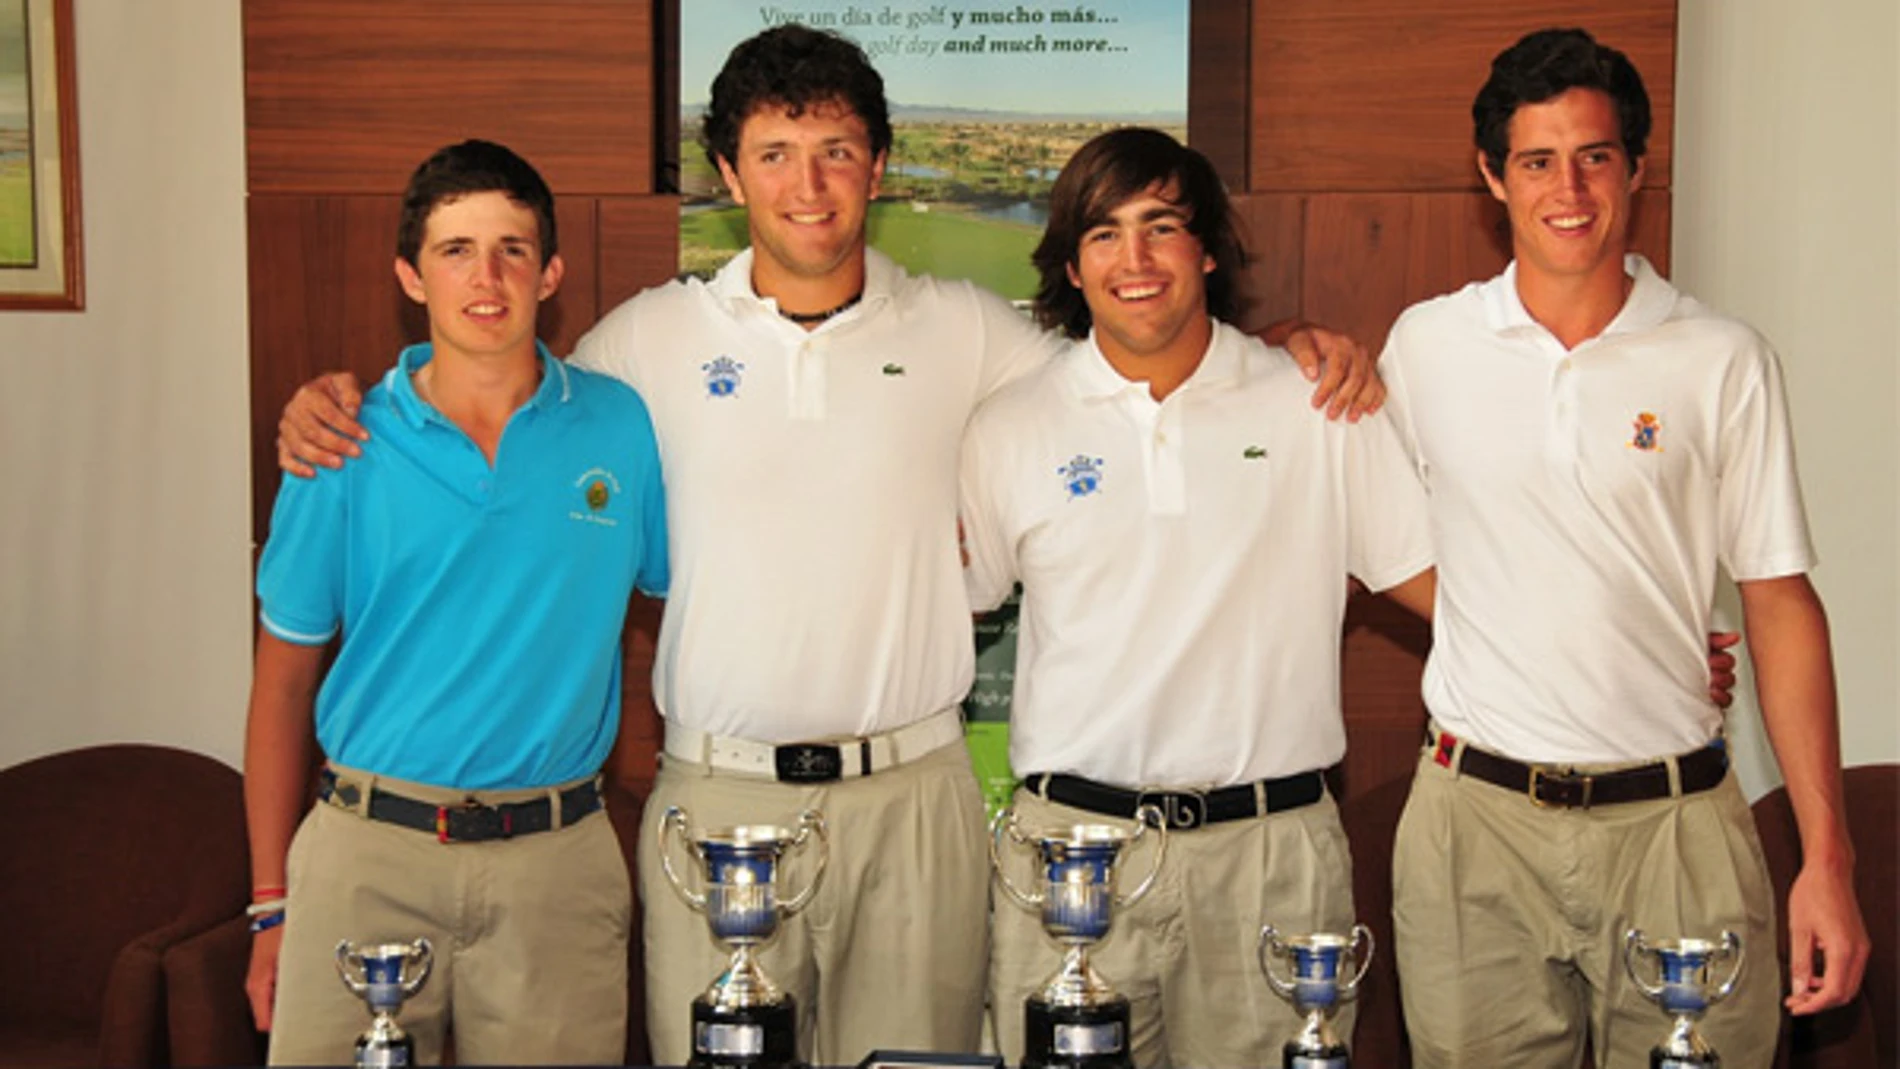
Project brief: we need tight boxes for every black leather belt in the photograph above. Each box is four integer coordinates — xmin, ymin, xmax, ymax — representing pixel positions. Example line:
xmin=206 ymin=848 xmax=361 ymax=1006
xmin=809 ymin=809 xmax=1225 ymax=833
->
xmin=1430 ymin=728 xmax=1728 ymax=809
xmin=319 ymin=769 xmax=602 ymax=842
xmin=1022 ymin=771 xmax=1326 ymax=831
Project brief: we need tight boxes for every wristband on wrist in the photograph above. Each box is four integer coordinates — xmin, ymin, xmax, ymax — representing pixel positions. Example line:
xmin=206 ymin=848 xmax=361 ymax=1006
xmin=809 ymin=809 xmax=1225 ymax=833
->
xmin=251 ymin=884 xmax=287 ymax=900
xmin=245 ymin=898 xmax=287 ymax=917
xmin=249 ymin=910 xmax=287 ymax=934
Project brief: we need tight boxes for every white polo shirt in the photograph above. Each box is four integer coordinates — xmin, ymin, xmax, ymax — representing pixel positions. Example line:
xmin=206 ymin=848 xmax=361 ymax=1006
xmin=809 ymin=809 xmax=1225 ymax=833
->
xmin=571 ymin=248 xmax=1059 ymax=742
xmin=960 ymin=321 xmax=1434 ymax=787
xmin=1381 ymin=255 xmax=1816 ymax=763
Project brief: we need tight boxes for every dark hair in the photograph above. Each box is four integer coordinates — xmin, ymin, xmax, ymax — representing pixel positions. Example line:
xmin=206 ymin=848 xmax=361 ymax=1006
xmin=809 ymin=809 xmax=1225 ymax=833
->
xmin=1473 ymin=27 xmax=1651 ymax=180
xmin=1032 ymin=127 xmax=1247 ymax=339
xmin=702 ymin=24 xmax=893 ymax=170
xmin=395 ymin=139 xmax=557 ymax=267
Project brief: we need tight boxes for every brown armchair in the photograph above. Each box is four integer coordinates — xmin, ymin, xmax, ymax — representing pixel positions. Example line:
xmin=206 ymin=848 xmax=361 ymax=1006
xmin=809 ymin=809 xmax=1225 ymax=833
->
xmin=1753 ymin=762 xmax=1898 ymax=1069
xmin=0 ymin=744 xmax=250 ymax=1068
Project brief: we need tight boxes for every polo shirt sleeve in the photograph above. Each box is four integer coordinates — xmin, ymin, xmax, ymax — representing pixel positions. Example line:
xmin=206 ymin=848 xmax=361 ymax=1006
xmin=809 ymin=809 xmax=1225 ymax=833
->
xmin=1345 ymin=411 xmax=1435 ymax=592
xmin=1718 ymin=339 xmax=1817 ymax=581
xmin=569 ymin=294 xmax=646 ymax=393
xmin=958 ymin=404 xmax=1019 ymax=613
xmin=255 ymin=467 xmax=348 ymax=646
xmin=629 ymin=398 xmax=670 ymax=599
xmin=972 ymin=287 xmax=1064 ymax=401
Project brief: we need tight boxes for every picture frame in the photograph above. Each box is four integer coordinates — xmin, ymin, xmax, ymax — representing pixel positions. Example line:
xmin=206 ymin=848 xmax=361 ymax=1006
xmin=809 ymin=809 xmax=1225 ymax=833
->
xmin=0 ymin=0 xmax=83 ymax=310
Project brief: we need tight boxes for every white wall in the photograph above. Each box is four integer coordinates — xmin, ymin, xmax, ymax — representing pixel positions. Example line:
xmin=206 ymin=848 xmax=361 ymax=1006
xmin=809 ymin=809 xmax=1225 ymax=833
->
xmin=0 ymin=2 xmax=252 ymax=771
xmin=1676 ymin=0 xmax=1900 ymax=797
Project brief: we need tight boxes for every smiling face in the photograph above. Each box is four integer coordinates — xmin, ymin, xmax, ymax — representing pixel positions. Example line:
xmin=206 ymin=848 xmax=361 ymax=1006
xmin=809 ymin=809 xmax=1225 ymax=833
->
xmin=1067 ymin=181 xmax=1215 ymax=377
xmin=1483 ymin=86 xmax=1644 ymax=292
xmin=716 ymin=99 xmax=886 ymax=305
xmin=394 ymin=190 xmax=563 ymax=362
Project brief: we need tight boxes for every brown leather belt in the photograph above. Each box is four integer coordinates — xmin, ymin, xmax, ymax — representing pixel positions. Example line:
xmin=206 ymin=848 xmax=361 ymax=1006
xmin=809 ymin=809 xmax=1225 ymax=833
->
xmin=1431 ymin=728 xmax=1728 ymax=809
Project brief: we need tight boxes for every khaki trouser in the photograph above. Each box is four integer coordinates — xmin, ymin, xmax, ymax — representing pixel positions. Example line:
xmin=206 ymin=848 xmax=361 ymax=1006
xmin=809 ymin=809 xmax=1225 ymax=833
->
xmin=269 ymin=770 xmax=631 ymax=1066
xmin=637 ymin=739 xmax=991 ymax=1065
xmin=989 ymin=786 xmax=1358 ymax=1069
xmin=1394 ymin=747 xmax=1780 ymax=1069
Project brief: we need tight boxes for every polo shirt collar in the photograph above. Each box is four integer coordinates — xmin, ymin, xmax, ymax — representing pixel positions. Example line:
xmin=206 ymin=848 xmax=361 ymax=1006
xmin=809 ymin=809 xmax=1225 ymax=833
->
xmin=386 ymin=341 xmax=569 ymax=429
xmin=709 ymin=246 xmax=898 ymax=319
xmin=1068 ymin=317 xmax=1239 ymax=401
xmin=1480 ymin=254 xmax=1680 ymax=341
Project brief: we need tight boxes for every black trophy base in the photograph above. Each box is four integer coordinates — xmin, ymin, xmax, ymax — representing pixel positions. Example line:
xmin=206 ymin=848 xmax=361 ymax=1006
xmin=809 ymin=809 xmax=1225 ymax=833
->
xmin=354 ymin=1033 xmax=415 ymax=1069
xmin=1285 ymin=1040 xmax=1350 ymax=1069
xmin=1654 ymin=1053 xmax=1719 ymax=1069
xmin=688 ymin=996 xmax=801 ymax=1069
xmin=1023 ymin=995 xmax=1132 ymax=1069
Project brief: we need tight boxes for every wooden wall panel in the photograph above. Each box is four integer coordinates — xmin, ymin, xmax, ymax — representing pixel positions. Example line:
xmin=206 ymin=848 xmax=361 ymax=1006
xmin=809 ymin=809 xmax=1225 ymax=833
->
xmin=244 ymin=0 xmax=655 ymax=195
xmin=1232 ymin=193 xmax=1304 ymax=334
xmin=1189 ymin=0 xmax=1251 ymax=189
xmin=246 ymin=194 xmax=600 ymax=542
xmin=1250 ymin=0 xmax=1675 ymax=192
xmin=598 ymin=197 xmax=684 ymax=310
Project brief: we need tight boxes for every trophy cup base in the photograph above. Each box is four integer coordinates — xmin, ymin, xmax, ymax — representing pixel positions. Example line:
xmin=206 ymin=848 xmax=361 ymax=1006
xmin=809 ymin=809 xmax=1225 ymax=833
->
xmin=689 ymin=996 xmax=801 ymax=1069
xmin=355 ymin=1033 xmax=416 ymax=1069
xmin=1023 ymin=996 xmax=1132 ymax=1069
xmin=1654 ymin=1054 xmax=1720 ymax=1069
xmin=1285 ymin=1040 xmax=1350 ymax=1069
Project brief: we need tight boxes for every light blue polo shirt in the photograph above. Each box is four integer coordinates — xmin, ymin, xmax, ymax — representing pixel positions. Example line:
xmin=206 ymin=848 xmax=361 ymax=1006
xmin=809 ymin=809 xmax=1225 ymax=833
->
xmin=257 ymin=343 xmax=669 ymax=790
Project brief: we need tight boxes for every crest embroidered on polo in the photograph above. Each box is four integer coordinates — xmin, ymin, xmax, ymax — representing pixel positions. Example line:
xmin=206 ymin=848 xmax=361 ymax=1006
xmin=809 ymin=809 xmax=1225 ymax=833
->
xmin=1057 ymin=455 xmax=1105 ymax=500
xmin=570 ymin=467 xmax=621 ymax=526
xmin=1629 ymin=411 xmax=1662 ymax=452
xmin=702 ymin=356 xmax=746 ymax=398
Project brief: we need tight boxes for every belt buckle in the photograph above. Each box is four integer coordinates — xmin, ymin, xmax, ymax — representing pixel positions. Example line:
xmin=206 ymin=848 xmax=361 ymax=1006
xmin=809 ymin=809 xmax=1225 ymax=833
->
xmin=437 ymin=797 xmax=507 ymax=843
xmin=775 ymin=744 xmax=844 ymax=784
xmin=1527 ymin=766 xmax=1593 ymax=809
xmin=1136 ymin=788 xmax=1206 ymax=830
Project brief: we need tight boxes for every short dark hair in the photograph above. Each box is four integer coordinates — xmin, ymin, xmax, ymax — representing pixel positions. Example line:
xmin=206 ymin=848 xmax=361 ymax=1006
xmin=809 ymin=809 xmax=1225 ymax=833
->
xmin=1473 ymin=27 xmax=1651 ymax=180
xmin=1032 ymin=127 xmax=1247 ymax=339
xmin=395 ymin=139 xmax=557 ymax=267
xmin=702 ymin=24 xmax=893 ymax=170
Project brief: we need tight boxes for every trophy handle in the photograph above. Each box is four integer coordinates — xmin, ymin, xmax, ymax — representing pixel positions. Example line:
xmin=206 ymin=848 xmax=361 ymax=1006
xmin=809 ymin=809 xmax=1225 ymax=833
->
xmin=1256 ymin=924 xmax=1297 ymax=999
xmin=1710 ymin=930 xmax=1745 ymax=1004
xmin=1337 ymin=923 xmax=1376 ymax=999
xmin=334 ymin=941 xmax=369 ymax=996
xmin=778 ymin=809 xmax=830 ymax=915
xmin=989 ymin=807 xmax=1043 ymax=909
xmin=1113 ymin=803 xmax=1168 ymax=907
xmin=1622 ymin=928 xmax=1668 ymax=999
xmin=400 ymin=938 xmax=434 ymax=996
xmin=656 ymin=805 xmax=708 ymax=912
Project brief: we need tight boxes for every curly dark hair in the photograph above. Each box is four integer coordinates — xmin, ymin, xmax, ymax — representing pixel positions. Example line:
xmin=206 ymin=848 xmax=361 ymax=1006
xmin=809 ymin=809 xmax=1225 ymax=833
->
xmin=1473 ymin=27 xmax=1651 ymax=181
xmin=702 ymin=24 xmax=893 ymax=169
xmin=1032 ymin=127 xmax=1247 ymax=340
xmin=395 ymin=140 xmax=556 ymax=267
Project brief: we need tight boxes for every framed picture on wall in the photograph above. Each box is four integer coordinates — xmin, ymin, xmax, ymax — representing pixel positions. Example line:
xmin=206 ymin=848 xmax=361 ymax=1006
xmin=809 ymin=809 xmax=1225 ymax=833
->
xmin=0 ymin=0 xmax=82 ymax=310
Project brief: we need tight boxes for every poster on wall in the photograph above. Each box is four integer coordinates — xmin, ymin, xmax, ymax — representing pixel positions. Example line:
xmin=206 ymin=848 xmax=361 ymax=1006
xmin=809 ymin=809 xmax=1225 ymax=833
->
xmin=679 ymin=0 xmax=1189 ymax=303
xmin=0 ymin=0 xmax=81 ymax=311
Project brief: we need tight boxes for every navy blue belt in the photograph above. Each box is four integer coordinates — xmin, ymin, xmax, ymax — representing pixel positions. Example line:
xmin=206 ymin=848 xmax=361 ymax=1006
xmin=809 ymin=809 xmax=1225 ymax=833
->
xmin=320 ymin=769 xmax=601 ymax=842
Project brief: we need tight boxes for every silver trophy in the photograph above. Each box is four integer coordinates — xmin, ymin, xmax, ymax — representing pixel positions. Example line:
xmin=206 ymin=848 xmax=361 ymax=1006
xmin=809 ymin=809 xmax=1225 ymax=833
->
xmin=991 ymin=806 xmax=1167 ymax=1069
xmin=1624 ymin=929 xmax=1743 ymax=1068
xmin=658 ymin=805 xmax=828 ymax=1069
xmin=1257 ymin=924 xmax=1371 ymax=1069
xmin=336 ymin=938 xmax=433 ymax=1069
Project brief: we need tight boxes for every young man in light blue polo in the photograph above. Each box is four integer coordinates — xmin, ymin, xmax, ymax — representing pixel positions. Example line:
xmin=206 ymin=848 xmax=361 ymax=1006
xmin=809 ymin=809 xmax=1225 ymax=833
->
xmin=241 ymin=140 xmax=668 ymax=1066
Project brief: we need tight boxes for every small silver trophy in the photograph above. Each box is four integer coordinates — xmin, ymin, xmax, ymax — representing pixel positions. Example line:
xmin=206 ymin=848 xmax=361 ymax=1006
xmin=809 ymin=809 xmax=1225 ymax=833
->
xmin=991 ymin=806 xmax=1167 ymax=1069
xmin=1257 ymin=924 xmax=1372 ymax=1069
xmin=335 ymin=938 xmax=433 ymax=1069
xmin=658 ymin=805 xmax=828 ymax=1069
xmin=1624 ymin=929 xmax=1743 ymax=1069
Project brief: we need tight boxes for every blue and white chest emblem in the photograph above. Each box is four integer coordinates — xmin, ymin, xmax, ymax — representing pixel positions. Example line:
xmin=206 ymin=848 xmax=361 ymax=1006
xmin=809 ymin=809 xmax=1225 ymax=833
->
xmin=702 ymin=356 xmax=746 ymax=398
xmin=1057 ymin=454 xmax=1105 ymax=500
